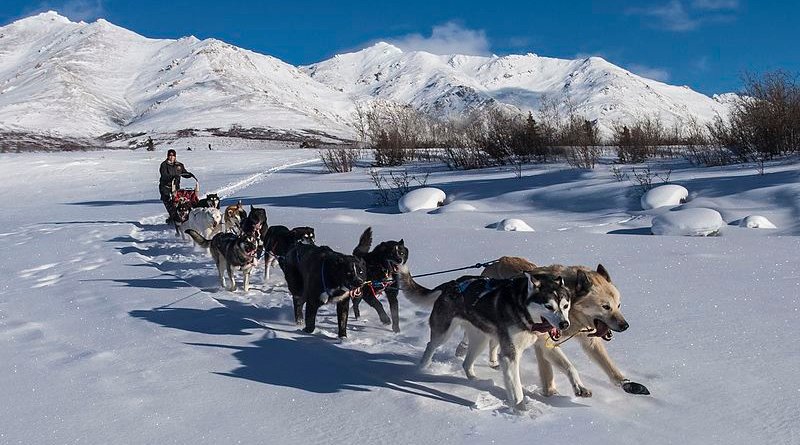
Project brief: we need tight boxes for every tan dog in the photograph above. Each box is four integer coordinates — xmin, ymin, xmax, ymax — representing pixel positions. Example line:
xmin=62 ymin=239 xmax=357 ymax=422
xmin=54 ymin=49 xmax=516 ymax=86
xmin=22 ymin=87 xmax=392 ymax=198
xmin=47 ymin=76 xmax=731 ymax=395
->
xmin=456 ymin=256 xmax=648 ymax=396
xmin=223 ymin=200 xmax=246 ymax=235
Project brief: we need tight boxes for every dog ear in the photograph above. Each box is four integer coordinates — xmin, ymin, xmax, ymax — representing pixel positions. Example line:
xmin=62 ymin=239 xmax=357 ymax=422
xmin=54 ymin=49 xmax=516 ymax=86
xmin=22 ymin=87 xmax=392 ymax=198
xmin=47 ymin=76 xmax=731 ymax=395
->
xmin=596 ymin=264 xmax=611 ymax=282
xmin=556 ymin=276 xmax=565 ymax=287
xmin=575 ymin=269 xmax=593 ymax=298
xmin=399 ymin=239 xmax=404 ymax=245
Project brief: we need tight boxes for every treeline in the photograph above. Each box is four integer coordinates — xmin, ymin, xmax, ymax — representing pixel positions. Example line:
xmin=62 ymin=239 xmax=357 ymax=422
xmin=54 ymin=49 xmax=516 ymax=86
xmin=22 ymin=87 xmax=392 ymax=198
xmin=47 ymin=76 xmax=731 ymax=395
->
xmin=321 ymin=70 xmax=800 ymax=171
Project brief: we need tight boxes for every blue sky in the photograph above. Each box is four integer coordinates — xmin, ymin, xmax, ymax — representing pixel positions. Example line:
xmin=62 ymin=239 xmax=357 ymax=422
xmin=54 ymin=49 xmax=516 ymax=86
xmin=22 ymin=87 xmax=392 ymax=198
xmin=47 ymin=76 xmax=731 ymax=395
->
xmin=1 ymin=0 xmax=796 ymax=95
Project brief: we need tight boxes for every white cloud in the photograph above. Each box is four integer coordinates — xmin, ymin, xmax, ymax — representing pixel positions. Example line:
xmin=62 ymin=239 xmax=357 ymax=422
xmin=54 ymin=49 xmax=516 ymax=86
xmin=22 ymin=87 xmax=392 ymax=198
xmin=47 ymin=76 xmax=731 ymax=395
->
xmin=628 ymin=64 xmax=671 ymax=82
xmin=630 ymin=0 xmax=699 ymax=31
xmin=387 ymin=22 xmax=491 ymax=56
xmin=691 ymin=0 xmax=739 ymax=10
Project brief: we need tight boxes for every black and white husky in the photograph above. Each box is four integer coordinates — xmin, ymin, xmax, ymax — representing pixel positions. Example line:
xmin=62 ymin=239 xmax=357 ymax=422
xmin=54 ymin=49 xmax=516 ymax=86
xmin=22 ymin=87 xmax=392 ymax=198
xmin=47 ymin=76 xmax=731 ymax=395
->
xmin=396 ymin=265 xmax=573 ymax=410
xmin=186 ymin=229 xmax=259 ymax=292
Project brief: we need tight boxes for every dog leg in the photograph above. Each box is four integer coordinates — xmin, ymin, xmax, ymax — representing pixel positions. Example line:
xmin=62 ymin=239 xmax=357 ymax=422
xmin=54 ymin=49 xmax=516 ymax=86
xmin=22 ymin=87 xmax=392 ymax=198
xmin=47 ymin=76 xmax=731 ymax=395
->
xmin=534 ymin=341 xmax=558 ymax=396
xmin=303 ymin=299 xmax=320 ymax=334
xmin=454 ymin=332 xmax=469 ymax=358
xmin=336 ymin=299 xmax=350 ymax=338
xmin=386 ymin=285 xmax=401 ymax=333
xmin=420 ymin=318 xmax=453 ymax=369
xmin=462 ymin=328 xmax=489 ymax=380
xmin=487 ymin=339 xmax=501 ymax=369
xmin=543 ymin=344 xmax=591 ymax=397
xmin=227 ymin=264 xmax=237 ymax=292
xmin=264 ymin=254 xmax=276 ymax=281
xmin=351 ymin=296 xmax=362 ymax=319
xmin=216 ymin=259 xmax=226 ymax=289
xmin=292 ymin=297 xmax=304 ymax=326
xmin=578 ymin=334 xmax=626 ymax=386
xmin=243 ymin=270 xmax=251 ymax=292
xmin=362 ymin=292 xmax=391 ymax=325
xmin=496 ymin=332 xmax=524 ymax=408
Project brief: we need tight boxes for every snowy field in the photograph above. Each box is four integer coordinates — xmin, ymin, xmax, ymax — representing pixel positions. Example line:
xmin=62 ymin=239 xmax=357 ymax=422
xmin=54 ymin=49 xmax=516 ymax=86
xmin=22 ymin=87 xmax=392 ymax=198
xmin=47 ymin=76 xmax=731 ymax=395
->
xmin=1 ymin=146 xmax=799 ymax=444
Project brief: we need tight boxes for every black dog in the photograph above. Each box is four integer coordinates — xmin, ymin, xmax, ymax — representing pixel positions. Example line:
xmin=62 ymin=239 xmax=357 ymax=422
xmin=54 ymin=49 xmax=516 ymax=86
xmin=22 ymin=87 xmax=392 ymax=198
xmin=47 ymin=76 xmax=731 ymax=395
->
xmin=196 ymin=193 xmax=221 ymax=209
xmin=241 ymin=205 xmax=268 ymax=253
xmin=263 ymin=225 xmax=316 ymax=282
xmin=280 ymin=243 xmax=366 ymax=338
xmin=351 ymin=227 xmax=408 ymax=333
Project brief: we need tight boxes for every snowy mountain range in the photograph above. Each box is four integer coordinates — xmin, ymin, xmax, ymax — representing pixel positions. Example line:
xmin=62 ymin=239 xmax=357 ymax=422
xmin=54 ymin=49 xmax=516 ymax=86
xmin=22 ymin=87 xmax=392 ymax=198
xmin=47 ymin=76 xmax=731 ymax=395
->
xmin=0 ymin=12 xmax=731 ymax=147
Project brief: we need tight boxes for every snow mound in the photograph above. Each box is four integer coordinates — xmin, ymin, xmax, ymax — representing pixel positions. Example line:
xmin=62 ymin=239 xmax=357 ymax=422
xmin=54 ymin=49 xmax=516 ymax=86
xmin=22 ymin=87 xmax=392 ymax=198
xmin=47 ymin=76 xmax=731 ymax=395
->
xmin=738 ymin=215 xmax=777 ymax=229
xmin=430 ymin=201 xmax=477 ymax=214
xmin=651 ymin=208 xmax=724 ymax=236
xmin=495 ymin=218 xmax=534 ymax=232
xmin=398 ymin=187 xmax=446 ymax=213
xmin=641 ymin=184 xmax=689 ymax=210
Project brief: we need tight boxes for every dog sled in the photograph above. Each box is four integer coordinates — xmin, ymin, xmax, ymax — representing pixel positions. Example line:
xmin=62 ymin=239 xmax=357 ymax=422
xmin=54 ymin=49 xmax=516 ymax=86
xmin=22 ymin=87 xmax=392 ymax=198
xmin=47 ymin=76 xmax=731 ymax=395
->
xmin=172 ymin=172 xmax=199 ymax=207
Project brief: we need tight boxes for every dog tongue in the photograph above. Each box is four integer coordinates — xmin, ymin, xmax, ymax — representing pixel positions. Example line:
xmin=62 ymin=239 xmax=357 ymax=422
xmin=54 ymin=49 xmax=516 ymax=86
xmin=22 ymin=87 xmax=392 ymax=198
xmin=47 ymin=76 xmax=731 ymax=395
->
xmin=589 ymin=320 xmax=613 ymax=341
xmin=548 ymin=327 xmax=562 ymax=342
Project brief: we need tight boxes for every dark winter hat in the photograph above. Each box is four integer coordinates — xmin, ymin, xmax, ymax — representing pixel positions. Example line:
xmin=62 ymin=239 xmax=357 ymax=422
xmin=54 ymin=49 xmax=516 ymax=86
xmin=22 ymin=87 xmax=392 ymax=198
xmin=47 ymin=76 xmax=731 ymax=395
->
xmin=167 ymin=149 xmax=176 ymax=156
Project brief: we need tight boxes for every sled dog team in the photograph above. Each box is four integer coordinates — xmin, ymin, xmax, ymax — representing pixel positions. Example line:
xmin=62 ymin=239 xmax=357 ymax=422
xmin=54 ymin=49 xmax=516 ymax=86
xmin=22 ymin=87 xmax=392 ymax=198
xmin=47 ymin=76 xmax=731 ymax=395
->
xmin=179 ymin=200 xmax=649 ymax=412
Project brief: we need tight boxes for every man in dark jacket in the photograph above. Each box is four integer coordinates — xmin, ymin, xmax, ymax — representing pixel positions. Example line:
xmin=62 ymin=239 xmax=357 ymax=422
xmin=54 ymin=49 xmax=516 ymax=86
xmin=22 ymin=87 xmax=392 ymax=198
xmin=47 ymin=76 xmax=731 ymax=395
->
xmin=159 ymin=149 xmax=192 ymax=223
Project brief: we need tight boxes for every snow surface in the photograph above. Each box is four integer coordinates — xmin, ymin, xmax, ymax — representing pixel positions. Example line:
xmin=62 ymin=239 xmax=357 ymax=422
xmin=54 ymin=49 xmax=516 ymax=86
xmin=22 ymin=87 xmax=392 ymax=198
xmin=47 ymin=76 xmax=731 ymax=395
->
xmin=738 ymin=215 xmax=777 ymax=229
xmin=398 ymin=187 xmax=446 ymax=213
xmin=2 ymin=146 xmax=800 ymax=444
xmin=640 ymin=184 xmax=689 ymax=210
xmin=651 ymin=208 xmax=725 ymax=236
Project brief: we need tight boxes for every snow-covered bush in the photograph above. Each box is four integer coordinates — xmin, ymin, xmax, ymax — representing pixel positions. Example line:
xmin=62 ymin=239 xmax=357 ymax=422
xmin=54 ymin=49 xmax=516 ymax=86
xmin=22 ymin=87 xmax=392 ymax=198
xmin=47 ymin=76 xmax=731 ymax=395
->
xmin=495 ymin=218 xmax=534 ymax=232
xmin=641 ymin=184 xmax=689 ymax=210
xmin=398 ymin=187 xmax=446 ymax=213
xmin=651 ymin=208 xmax=724 ymax=236
xmin=738 ymin=215 xmax=777 ymax=229
xmin=430 ymin=202 xmax=477 ymax=214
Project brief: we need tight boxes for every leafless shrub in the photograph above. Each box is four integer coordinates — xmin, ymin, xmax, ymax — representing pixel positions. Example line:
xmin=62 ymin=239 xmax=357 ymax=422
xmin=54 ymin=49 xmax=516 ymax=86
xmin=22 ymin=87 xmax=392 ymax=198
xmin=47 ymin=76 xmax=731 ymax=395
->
xmin=368 ymin=168 xmax=430 ymax=206
xmin=630 ymin=166 xmax=672 ymax=193
xmin=612 ymin=116 xmax=669 ymax=163
xmin=320 ymin=146 xmax=361 ymax=173
xmin=611 ymin=166 xmax=628 ymax=182
xmin=562 ymin=113 xmax=602 ymax=169
xmin=710 ymin=70 xmax=800 ymax=161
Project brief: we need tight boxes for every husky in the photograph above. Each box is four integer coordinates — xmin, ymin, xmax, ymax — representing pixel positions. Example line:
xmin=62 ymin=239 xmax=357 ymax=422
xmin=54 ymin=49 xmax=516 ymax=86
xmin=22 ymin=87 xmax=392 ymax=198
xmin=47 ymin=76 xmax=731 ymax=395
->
xmin=196 ymin=193 xmax=221 ymax=209
xmin=351 ymin=227 xmax=408 ymax=332
xmin=181 ymin=207 xmax=223 ymax=241
xmin=262 ymin=225 xmax=316 ymax=282
xmin=280 ymin=243 xmax=366 ymax=338
xmin=185 ymin=229 xmax=259 ymax=292
xmin=241 ymin=205 xmax=268 ymax=257
xmin=223 ymin=201 xmax=247 ymax=234
xmin=172 ymin=198 xmax=193 ymax=237
xmin=472 ymin=256 xmax=648 ymax=396
xmin=396 ymin=265 xmax=574 ymax=410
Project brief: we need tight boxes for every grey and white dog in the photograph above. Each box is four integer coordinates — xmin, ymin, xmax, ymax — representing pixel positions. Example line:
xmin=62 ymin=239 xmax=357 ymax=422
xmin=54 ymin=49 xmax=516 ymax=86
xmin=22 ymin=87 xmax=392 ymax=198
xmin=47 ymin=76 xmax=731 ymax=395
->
xmin=186 ymin=229 xmax=259 ymax=292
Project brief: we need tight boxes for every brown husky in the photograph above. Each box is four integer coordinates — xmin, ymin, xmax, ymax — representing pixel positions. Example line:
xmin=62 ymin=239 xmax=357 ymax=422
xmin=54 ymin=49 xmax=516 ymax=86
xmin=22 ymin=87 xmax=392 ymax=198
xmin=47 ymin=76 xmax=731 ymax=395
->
xmin=456 ymin=256 xmax=649 ymax=396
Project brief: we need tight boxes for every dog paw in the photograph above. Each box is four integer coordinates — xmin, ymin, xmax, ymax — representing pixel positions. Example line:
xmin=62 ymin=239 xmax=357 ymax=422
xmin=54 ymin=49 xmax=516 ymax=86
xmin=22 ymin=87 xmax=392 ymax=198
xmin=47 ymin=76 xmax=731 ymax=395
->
xmin=379 ymin=315 xmax=391 ymax=325
xmin=512 ymin=401 xmax=530 ymax=413
xmin=574 ymin=386 xmax=593 ymax=398
xmin=487 ymin=361 xmax=500 ymax=369
xmin=391 ymin=325 xmax=400 ymax=333
xmin=302 ymin=326 xmax=315 ymax=334
xmin=541 ymin=387 xmax=559 ymax=397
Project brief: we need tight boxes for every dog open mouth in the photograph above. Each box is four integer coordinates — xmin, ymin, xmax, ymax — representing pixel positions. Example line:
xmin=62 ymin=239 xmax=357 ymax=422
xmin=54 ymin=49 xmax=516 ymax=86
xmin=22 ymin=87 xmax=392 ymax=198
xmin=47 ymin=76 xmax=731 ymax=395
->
xmin=530 ymin=317 xmax=562 ymax=342
xmin=589 ymin=319 xmax=614 ymax=341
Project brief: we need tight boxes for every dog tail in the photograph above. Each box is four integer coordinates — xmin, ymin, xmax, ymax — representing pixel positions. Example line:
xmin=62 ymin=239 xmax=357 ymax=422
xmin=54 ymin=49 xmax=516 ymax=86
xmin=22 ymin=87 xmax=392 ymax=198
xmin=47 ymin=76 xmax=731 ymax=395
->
xmin=395 ymin=264 xmax=441 ymax=308
xmin=353 ymin=226 xmax=372 ymax=257
xmin=185 ymin=229 xmax=210 ymax=248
